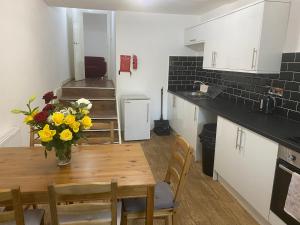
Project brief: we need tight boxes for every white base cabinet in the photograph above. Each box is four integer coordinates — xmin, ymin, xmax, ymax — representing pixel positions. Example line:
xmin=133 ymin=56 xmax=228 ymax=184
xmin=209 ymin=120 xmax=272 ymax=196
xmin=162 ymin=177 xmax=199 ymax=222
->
xmin=214 ymin=116 xmax=278 ymax=220
xmin=167 ymin=93 xmax=216 ymax=160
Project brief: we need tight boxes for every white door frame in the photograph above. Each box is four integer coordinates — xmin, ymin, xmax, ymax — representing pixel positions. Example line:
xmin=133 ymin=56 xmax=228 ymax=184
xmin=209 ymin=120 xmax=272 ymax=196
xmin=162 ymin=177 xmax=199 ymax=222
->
xmin=77 ymin=9 xmax=114 ymax=80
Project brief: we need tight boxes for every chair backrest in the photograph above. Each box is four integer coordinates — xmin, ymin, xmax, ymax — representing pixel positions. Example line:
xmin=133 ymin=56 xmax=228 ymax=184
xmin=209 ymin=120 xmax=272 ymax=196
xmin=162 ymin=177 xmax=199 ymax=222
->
xmin=48 ymin=180 xmax=118 ymax=225
xmin=79 ymin=121 xmax=115 ymax=145
xmin=164 ymin=136 xmax=193 ymax=205
xmin=0 ymin=188 xmax=25 ymax=225
xmin=30 ymin=127 xmax=41 ymax=147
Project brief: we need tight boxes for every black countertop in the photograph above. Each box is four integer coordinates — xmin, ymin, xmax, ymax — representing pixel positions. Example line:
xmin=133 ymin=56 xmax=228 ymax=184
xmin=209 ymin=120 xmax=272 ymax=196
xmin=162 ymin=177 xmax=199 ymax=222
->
xmin=168 ymin=90 xmax=300 ymax=153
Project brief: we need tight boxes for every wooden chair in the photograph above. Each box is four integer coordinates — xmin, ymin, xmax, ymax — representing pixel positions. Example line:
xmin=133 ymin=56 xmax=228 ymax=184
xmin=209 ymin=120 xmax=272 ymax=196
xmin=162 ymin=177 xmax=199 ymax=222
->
xmin=48 ymin=180 xmax=121 ymax=225
xmin=0 ymin=187 xmax=44 ymax=225
xmin=121 ymin=136 xmax=193 ymax=225
xmin=29 ymin=127 xmax=41 ymax=147
xmin=79 ymin=121 xmax=115 ymax=145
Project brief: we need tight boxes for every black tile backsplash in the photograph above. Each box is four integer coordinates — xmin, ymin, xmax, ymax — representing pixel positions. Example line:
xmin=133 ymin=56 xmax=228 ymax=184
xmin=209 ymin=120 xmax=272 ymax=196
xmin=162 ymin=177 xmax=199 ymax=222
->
xmin=168 ymin=53 xmax=300 ymax=122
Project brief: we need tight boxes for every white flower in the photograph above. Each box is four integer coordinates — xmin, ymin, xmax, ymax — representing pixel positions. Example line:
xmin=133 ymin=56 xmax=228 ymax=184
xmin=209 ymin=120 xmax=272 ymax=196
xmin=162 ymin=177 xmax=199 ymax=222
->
xmin=60 ymin=109 xmax=68 ymax=115
xmin=67 ymin=107 xmax=76 ymax=115
xmin=76 ymin=98 xmax=92 ymax=110
xmin=47 ymin=115 xmax=53 ymax=123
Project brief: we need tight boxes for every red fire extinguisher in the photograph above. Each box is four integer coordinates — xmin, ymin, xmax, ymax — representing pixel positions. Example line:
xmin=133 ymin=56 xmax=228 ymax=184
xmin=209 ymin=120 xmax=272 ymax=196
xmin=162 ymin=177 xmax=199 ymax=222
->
xmin=133 ymin=55 xmax=138 ymax=70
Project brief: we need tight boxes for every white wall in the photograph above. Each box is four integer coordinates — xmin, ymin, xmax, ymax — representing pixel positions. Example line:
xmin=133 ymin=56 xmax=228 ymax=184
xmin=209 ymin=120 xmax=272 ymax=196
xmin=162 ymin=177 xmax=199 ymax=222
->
xmin=115 ymin=11 xmax=200 ymax=128
xmin=83 ymin=13 xmax=108 ymax=58
xmin=0 ymin=0 xmax=71 ymax=146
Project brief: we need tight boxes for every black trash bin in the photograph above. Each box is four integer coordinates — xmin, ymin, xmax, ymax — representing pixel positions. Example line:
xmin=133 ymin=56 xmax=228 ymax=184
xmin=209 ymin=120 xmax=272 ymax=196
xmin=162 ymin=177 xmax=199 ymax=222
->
xmin=199 ymin=123 xmax=217 ymax=177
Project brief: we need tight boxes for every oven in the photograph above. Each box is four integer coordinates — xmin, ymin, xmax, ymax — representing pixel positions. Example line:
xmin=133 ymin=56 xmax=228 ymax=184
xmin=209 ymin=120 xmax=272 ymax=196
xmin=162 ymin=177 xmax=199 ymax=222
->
xmin=270 ymin=145 xmax=300 ymax=225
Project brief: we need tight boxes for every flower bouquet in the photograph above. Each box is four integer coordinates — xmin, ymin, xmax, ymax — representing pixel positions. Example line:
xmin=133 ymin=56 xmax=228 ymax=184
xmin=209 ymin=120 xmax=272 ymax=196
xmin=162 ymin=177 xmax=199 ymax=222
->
xmin=12 ymin=91 xmax=93 ymax=166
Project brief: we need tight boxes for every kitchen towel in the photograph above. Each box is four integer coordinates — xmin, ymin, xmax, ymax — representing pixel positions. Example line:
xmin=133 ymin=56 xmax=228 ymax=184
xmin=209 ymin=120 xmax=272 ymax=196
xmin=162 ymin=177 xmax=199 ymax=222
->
xmin=284 ymin=172 xmax=300 ymax=222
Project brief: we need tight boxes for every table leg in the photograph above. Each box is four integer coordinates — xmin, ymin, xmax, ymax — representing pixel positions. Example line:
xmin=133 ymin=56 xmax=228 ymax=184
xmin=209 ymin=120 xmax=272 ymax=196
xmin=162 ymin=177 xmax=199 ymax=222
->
xmin=146 ymin=185 xmax=154 ymax=225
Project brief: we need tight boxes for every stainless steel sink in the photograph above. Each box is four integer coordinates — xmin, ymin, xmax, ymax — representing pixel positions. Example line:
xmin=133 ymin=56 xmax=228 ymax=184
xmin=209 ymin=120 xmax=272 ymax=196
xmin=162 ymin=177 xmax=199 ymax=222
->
xmin=180 ymin=91 xmax=209 ymax=99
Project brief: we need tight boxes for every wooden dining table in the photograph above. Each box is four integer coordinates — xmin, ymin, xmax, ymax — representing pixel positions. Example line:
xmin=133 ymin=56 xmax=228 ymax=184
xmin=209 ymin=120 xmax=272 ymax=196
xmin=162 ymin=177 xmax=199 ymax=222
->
xmin=0 ymin=144 xmax=156 ymax=225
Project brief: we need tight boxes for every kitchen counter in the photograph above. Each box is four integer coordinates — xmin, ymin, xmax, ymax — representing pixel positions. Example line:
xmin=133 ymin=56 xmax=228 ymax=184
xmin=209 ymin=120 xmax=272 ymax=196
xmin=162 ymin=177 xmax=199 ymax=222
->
xmin=169 ymin=90 xmax=300 ymax=153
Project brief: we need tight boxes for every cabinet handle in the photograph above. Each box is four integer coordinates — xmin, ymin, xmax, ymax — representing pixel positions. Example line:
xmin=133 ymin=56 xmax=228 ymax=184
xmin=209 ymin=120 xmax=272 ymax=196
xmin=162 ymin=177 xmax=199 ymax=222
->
xmin=190 ymin=39 xmax=196 ymax=42
xmin=251 ymin=48 xmax=257 ymax=69
xmin=211 ymin=52 xmax=214 ymax=67
xmin=235 ymin=127 xmax=240 ymax=149
xmin=194 ymin=106 xmax=196 ymax=122
xmin=147 ymin=103 xmax=149 ymax=123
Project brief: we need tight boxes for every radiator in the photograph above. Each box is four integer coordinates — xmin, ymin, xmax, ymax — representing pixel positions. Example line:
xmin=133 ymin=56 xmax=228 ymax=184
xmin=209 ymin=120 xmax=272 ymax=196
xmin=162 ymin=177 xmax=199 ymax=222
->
xmin=0 ymin=127 xmax=20 ymax=147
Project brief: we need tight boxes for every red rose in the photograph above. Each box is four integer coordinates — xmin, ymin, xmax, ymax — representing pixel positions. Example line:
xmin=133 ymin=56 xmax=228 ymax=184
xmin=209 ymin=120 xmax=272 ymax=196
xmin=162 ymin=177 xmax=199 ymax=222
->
xmin=43 ymin=91 xmax=57 ymax=104
xmin=34 ymin=111 xmax=49 ymax=123
xmin=42 ymin=104 xmax=55 ymax=112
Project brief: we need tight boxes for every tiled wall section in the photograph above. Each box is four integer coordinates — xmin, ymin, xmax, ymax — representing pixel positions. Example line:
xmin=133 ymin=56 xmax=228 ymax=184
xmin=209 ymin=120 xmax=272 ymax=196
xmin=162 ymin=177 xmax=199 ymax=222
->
xmin=168 ymin=53 xmax=300 ymax=121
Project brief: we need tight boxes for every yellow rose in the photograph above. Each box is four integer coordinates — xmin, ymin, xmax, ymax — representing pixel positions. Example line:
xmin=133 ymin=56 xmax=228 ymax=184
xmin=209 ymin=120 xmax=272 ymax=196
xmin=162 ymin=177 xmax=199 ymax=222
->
xmin=38 ymin=124 xmax=56 ymax=142
xmin=70 ymin=121 xmax=80 ymax=133
xmin=60 ymin=129 xmax=73 ymax=141
xmin=64 ymin=114 xmax=75 ymax=125
xmin=52 ymin=112 xmax=64 ymax=126
xmin=24 ymin=110 xmax=39 ymax=124
xmin=24 ymin=115 xmax=33 ymax=124
xmin=81 ymin=116 xmax=92 ymax=129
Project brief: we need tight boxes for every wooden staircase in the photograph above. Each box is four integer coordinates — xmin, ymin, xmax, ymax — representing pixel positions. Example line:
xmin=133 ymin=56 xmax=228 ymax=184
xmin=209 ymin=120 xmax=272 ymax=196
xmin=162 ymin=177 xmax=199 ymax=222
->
xmin=60 ymin=79 xmax=120 ymax=144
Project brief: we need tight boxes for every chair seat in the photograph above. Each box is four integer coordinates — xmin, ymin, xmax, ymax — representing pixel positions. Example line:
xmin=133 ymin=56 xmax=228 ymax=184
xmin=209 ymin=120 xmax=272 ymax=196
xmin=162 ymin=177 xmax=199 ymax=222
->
xmin=123 ymin=182 xmax=174 ymax=212
xmin=1 ymin=209 xmax=44 ymax=225
xmin=58 ymin=202 xmax=122 ymax=225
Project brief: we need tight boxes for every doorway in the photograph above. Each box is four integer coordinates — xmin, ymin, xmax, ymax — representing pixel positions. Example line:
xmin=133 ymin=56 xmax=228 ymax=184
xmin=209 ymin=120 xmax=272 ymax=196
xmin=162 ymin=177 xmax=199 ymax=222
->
xmin=70 ymin=9 xmax=115 ymax=82
xmin=83 ymin=13 xmax=108 ymax=79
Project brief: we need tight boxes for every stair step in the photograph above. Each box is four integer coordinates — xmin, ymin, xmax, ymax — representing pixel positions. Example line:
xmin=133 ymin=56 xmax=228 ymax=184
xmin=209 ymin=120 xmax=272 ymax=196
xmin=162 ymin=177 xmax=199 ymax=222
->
xmin=63 ymin=79 xmax=115 ymax=89
xmin=80 ymin=137 xmax=119 ymax=145
xmin=85 ymin=129 xmax=119 ymax=132
xmin=90 ymin=111 xmax=117 ymax=119
xmin=60 ymin=96 xmax=115 ymax=101
xmin=84 ymin=130 xmax=119 ymax=138
xmin=60 ymin=100 xmax=116 ymax=112
xmin=61 ymin=88 xmax=115 ymax=99
xmin=92 ymin=121 xmax=118 ymax=130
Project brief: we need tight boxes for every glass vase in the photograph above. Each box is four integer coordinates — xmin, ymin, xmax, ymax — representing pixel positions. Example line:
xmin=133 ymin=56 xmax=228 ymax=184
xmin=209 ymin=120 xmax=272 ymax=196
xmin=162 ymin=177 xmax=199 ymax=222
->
xmin=55 ymin=145 xmax=72 ymax=167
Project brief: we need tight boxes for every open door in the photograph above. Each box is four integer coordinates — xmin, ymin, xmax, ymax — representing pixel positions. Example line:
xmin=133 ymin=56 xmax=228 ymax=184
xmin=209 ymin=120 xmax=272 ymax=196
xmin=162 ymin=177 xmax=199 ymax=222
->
xmin=72 ymin=9 xmax=85 ymax=81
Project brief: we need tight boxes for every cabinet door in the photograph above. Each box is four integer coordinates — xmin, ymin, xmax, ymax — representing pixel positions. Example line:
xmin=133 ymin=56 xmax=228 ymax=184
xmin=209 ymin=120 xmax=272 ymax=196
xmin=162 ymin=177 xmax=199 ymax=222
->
xmin=183 ymin=101 xmax=199 ymax=159
xmin=226 ymin=2 xmax=264 ymax=71
xmin=167 ymin=93 xmax=175 ymax=129
xmin=213 ymin=16 xmax=230 ymax=70
xmin=202 ymin=22 xmax=216 ymax=69
xmin=214 ymin=117 xmax=242 ymax=189
xmin=175 ymin=97 xmax=185 ymax=135
xmin=184 ymin=25 xmax=205 ymax=45
xmin=238 ymin=127 xmax=278 ymax=219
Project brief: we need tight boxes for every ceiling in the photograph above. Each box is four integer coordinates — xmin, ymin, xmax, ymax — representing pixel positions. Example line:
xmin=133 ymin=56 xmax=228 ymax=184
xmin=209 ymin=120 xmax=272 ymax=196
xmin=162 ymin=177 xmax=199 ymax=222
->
xmin=45 ymin=0 xmax=237 ymax=15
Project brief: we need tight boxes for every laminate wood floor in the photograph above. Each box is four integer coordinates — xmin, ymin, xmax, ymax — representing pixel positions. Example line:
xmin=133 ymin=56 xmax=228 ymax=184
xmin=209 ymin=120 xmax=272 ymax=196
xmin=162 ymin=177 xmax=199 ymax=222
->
xmin=126 ymin=133 xmax=258 ymax=225
xmin=42 ymin=133 xmax=258 ymax=225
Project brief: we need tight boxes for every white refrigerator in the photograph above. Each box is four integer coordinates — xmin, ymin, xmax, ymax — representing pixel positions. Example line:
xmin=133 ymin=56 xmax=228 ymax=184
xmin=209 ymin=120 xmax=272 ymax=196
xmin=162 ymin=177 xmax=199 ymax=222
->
xmin=122 ymin=95 xmax=151 ymax=141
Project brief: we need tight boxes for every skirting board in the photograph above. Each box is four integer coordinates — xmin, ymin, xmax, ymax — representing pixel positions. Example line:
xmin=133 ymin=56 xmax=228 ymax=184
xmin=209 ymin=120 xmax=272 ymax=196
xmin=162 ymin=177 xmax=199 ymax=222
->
xmin=217 ymin=175 xmax=271 ymax=225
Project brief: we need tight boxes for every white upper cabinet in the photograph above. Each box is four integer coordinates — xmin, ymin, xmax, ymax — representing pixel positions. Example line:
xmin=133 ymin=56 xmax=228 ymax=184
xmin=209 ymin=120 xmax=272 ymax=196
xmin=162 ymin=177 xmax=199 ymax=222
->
xmin=184 ymin=25 xmax=205 ymax=45
xmin=226 ymin=2 xmax=264 ymax=72
xmin=185 ymin=0 xmax=290 ymax=74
